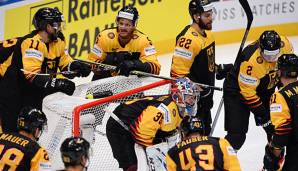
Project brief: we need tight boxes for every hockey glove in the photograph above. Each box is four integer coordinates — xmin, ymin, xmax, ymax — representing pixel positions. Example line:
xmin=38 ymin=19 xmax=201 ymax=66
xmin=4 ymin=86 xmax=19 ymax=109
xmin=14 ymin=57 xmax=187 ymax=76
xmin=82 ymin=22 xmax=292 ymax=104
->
xmin=68 ymin=60 xmax=91 ymax=78
xmin=263 ymin=145 xmax=283 ymax=171
xmin=216 ymin=63 xmax=233 ymax=80
xmin=117 ymin=60 xmax=136 ymax=77
xmin=46 ymin=78 xmax=75 ymax=96
xmin=105 ymin=52 xmax=141 ymax=65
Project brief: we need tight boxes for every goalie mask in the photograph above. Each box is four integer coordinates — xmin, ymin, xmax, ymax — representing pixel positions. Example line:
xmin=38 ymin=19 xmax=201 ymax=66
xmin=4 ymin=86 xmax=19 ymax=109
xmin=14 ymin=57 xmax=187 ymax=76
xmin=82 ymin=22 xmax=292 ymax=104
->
xmin=171 ymin=78 xmax=200 ymax=117
xmin=17 ymin=106 xmax=47 ymax=141
xmin=277 ymin=53 xmax=298 ymax=78
xmin=259 ymin=30 xmax=282 ymax=62
xmin=60 ymin=137 xmax=91 ymax=168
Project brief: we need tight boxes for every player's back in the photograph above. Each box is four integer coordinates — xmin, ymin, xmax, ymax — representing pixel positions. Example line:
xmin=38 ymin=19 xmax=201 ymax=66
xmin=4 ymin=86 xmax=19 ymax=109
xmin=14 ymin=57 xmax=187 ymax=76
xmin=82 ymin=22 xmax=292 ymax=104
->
xmin=167 ymin=136 xmax=241 ymax=171
xmin=0 ymin=132 xmax=51 ymax=171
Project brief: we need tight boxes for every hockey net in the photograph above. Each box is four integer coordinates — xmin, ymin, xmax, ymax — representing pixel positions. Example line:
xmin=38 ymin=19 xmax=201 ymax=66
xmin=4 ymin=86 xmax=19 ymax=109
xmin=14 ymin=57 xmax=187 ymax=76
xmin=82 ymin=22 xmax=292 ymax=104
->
xmin=39 ymin=76 xmax=172 ymax=170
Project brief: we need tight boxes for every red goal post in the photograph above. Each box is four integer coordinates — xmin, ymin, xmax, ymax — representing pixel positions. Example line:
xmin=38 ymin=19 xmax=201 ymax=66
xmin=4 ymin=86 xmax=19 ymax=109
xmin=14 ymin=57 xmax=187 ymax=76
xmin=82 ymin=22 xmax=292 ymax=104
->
xmin=72 ymin=79 xmax=172 ymax=137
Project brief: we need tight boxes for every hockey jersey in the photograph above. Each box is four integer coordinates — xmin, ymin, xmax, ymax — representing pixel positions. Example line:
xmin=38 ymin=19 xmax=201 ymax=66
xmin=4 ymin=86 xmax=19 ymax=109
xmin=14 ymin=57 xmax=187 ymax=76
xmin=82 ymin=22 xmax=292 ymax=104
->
xmin=166 ymin=136 xmax=241 ymax=171
xmin=0 ymin=38 xmax=19 ymax=77
xmin=224 ymin=36 xmax=293 ymax=109
xmin=0 ymin=132 xmax=51 ymax=171
xmin=113 ymin=96 xmax=182 ymax=147
xmin=88 ymin=27 xmax=160 ymax=75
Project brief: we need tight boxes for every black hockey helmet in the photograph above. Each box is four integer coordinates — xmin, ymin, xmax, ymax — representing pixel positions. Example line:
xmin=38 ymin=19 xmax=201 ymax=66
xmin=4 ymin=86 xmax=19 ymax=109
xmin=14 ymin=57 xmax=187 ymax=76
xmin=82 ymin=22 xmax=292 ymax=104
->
xmin=60 ymin=137 xmax=90 ymax=167
xmin=277 ymin=53 xmax=298 ymax=78
xmin=189 ymin=0 xmax=214 ymax=18
xmin=116 ymin=5 xmax=139 ymax=26
xmin=33 ymin=7 xmax=64 ymax=31
xmin=259 ymin=30 xmax=281 ymax=62
xmin=17 ymin=106 xmax=47 ymax=135
xmin=181 ymin=116 xmax=205 ymax=136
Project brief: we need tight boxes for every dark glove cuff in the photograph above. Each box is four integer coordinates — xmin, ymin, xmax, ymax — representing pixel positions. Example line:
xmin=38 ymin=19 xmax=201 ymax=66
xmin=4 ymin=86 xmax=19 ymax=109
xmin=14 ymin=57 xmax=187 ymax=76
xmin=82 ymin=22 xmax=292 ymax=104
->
xmin=133 ymin=60 xmax=151 ymax=73
xmin=271 ymin=134 xmax=289 ymax=148
xmin=32 ymin=75 xmax=51 ymax=88
xmin=251 ymin=104 xmax=270 ymax=126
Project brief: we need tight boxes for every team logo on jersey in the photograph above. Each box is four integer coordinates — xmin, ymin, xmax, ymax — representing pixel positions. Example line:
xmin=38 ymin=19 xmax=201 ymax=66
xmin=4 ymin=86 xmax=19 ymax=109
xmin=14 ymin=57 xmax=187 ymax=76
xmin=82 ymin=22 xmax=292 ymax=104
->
xmin=270 ymin=103 xmax=282 ymax=113
xmin=281 ymin=41 xmax=285 ymax=48
xmin=133 ymin=34 xmax=139 ymax=39
xmin=108 ymin=32 xmax=115 ymax=39
xmin=256 ymin=56 xmax=263 ymax=64
xmin=192 ymin=32 xmax=198 ymax=37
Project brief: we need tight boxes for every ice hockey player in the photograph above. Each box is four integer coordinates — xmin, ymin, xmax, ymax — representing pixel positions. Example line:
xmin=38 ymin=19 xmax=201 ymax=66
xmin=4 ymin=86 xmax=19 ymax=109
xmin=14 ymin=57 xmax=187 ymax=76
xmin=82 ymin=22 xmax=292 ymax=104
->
xmin=60 ymin=136 xmax=90 ymax=171
xmin=0 ymin=106 xmax=51 ymax=170
xmin=170 ymin=0 xmax=233 ymax=135
xmin=106 ymin=77 xmax=199 ymax=171
xmin=263 ymin=53 xmax=298 ymax=171
xmin=88 ymin=5 xmax=160 ymax=80
xmin=0 ymin=7 xmax=91 ymax=132
xmin=166 ymin=116 xmax=241 ymax=170
xmin=223 ymin=30 xmax=293 ymax=150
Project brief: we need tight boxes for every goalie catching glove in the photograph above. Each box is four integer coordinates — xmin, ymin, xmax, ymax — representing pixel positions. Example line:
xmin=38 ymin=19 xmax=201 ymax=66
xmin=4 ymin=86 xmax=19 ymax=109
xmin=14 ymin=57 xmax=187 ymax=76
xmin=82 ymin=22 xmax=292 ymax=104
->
xmin=67 ymin=60 xmax=91 ymax=78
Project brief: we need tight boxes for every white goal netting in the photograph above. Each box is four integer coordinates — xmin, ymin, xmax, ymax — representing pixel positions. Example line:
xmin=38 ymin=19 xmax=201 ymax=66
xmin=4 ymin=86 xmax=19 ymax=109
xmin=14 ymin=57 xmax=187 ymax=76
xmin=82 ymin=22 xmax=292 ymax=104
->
xmin=39 ymin=76 xmax=171 ymax=170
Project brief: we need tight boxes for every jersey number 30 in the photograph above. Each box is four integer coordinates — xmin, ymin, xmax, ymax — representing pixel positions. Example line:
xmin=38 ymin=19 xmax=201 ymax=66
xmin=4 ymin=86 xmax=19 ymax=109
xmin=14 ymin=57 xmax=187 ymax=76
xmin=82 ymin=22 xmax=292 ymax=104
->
xmin=178 ymin=145 xmax=214 ymax=170
xmin=0 ymin=144 xmax=24 ymax=170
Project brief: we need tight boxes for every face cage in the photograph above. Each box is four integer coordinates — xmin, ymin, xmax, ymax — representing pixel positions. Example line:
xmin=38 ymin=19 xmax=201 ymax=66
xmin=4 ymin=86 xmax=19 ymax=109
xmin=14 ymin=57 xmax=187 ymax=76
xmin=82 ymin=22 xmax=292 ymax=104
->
xmin=172 ymin=92 xmax=199 ymax=117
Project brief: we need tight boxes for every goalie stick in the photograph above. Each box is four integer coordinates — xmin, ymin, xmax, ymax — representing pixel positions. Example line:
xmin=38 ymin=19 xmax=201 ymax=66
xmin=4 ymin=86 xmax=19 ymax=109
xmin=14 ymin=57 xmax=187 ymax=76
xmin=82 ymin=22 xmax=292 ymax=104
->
xmin=76 ymin=59 xmax=223 ymax=91
xmin=210 ymin=0 xmax=253 ymax=136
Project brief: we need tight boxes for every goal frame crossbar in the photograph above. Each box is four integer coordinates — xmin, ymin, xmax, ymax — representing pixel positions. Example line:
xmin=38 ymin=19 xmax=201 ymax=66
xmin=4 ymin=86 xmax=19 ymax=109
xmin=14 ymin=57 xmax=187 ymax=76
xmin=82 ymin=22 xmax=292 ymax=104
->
xmin=72 ymin=79 xmax=172 ymax=137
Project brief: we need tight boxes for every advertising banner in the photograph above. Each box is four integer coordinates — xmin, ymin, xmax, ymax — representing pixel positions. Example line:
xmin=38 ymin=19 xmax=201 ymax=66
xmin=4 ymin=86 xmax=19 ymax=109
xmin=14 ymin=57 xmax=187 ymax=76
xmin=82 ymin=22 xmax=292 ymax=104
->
xmin=1 ymin=0 xmax=298 ymax=58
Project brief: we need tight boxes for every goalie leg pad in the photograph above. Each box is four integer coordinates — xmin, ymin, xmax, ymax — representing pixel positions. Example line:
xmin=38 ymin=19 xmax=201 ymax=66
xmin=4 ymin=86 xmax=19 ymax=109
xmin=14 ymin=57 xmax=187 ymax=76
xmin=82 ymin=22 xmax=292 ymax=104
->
xmin=146 ymin=142 xmax=169 ymax=171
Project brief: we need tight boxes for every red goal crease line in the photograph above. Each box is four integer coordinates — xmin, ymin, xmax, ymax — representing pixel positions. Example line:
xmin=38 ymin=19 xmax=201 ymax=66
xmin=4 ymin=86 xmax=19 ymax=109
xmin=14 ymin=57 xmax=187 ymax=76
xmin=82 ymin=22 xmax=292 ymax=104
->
xmin=72 ymin=79 xmax=172 ymax=137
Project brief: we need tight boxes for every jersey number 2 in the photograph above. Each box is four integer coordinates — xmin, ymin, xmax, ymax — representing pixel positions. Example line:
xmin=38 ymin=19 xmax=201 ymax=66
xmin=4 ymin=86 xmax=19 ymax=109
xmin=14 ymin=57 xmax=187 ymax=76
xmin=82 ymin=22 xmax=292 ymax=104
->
xmin=0 ymin=144 xmax=24 ymax=170
xmin=179 ymin=145 xmax=214 ymax=170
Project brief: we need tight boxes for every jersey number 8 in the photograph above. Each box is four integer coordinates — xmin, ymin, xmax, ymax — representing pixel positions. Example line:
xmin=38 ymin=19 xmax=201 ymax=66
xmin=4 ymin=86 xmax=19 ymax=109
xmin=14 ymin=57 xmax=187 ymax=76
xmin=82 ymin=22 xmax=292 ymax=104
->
xmin=0 ymin=144 xmax=24 ymax=171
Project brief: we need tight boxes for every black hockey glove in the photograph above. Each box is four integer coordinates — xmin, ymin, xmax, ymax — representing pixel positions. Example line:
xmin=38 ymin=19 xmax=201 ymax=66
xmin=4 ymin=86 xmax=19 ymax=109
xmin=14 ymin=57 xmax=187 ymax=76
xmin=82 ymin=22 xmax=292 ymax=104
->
xmin=117 ymin=60 xmax=136 ymax=77
xmin=263 ymin=145 xmax=283 ymax=171
xmin=251 ymin=105 xmax=274 ymax=141
xmin=105 ymin=52 xmax=141 ymax=65
xmin=46 ymin=78 xmax=75 ymax=96
xmin=68 ymin=60 xmax=91 ymax=78
xmin=216 ymin=63 xmax=233 ymax=80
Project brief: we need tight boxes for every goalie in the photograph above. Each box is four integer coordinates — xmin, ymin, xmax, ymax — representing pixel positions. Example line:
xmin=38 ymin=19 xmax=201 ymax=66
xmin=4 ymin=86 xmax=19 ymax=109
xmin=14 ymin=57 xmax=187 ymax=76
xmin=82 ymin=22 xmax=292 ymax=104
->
xmin=106 ymin=77 xmax=199 ymax=171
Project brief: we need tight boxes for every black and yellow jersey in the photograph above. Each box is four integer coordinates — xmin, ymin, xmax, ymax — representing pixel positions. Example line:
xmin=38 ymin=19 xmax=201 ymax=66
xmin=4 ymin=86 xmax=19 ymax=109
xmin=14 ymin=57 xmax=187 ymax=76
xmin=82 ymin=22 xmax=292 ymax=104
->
xmin=0 ymin=38 xmax=19 ymax=77
xmin=270 ymin=81 xmax=298 ymax=146
xmin=113 ymin=96 xmax=182 ymax=147
xmin=170 ymin=25 xmax=215 ymax=87
xmin=0 ymin=31 xmax=73 ymax=131
xmin=88 ymin=28 xmax=160 ymax=75
xmin=224 ymin=36 xmax=293 ymax=109
xmin=0 ymin=132 xmax=51 ymax=171
xmin=166 ymin=136 xmax=241 ymax=171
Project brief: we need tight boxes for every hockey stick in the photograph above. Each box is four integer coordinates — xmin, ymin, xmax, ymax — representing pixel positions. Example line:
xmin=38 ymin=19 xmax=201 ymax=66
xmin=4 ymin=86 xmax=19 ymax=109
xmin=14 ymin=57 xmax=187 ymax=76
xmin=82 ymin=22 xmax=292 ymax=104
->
xmin=210 ymin=0 xmax=253 ymax=135
xmin=130 ymin=71 xmax=223 ymax=91
xmin=76 ymin=59 xmax=223 ymax=91
xmin=20 ymin=69 xmax=78 ymax=76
